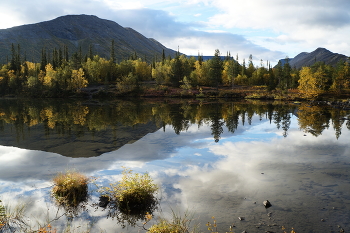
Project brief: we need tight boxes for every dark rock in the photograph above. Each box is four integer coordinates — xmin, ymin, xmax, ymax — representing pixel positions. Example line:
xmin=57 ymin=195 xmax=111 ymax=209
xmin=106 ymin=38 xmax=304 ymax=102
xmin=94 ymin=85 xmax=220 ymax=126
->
xmin=98 ymin=196 xmax=110 ymax=208
xmin=263 ymin=200 xmax=272 ymax=208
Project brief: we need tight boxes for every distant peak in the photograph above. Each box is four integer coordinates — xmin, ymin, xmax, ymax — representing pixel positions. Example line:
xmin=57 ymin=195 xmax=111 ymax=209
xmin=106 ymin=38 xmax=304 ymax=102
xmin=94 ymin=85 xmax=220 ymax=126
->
xmin=314 ymin=47 xmax=330 ymax=52
xmin=50 ymin=14 xmax=105 ymax=23
xmin=56 ymin=14 xmax=98 ymax=19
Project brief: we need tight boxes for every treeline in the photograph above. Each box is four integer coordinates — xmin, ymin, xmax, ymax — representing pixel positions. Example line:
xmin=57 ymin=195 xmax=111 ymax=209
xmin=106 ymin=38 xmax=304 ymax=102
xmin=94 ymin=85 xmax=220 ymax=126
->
xmin=0 ymin=42 xmax=154 ymax=97
xmin=0 ymin=42 xmax=349 ymax=98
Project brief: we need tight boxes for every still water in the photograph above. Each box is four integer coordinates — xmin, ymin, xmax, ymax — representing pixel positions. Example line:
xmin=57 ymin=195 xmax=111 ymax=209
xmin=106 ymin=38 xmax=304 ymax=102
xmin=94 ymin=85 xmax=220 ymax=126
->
xmin=0 ymin=99 xmax=349 ymax=232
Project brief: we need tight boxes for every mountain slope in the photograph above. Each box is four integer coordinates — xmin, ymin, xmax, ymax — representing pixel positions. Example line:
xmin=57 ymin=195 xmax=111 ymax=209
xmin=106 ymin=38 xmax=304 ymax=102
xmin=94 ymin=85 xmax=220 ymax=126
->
xmin=0 ymin=14 xmax=176 ymax=63
xmin=287 ymin=48 xmax=348 ymax=69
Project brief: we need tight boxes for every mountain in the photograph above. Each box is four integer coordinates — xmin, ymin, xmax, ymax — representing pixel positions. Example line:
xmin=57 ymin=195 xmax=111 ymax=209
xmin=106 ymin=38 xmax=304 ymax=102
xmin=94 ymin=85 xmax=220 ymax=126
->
xmin=281 ymin=48 xmax=348 ymax=69
xmin=0 ymin=14 xmax=176 ymax=64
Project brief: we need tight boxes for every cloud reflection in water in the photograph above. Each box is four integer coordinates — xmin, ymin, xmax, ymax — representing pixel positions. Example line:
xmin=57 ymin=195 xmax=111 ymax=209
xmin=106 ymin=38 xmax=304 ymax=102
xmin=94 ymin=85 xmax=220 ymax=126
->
xmin=0 ymin=114 xmax=350 ymax=232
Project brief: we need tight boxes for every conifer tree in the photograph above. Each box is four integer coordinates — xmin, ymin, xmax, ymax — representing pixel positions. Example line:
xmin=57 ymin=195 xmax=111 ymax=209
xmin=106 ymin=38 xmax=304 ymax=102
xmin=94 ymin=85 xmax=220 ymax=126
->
xmin=162 ymin=49 xmax=165 ymax=64
xmin=208 ymin=49 xmax=223 ymax=90
xmin=40 ymin=48 xmax=47 ymax=71
xmin=110 ymin=39 xmax=116 ymax=63
xmin=88 ymin=44 xmax=93 ymax=60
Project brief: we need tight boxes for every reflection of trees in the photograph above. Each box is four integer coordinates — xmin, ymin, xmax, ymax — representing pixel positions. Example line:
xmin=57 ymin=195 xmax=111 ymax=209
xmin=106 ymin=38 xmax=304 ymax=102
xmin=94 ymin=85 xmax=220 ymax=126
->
xmin=297 ymin=105 xmax=331 ymax=137
xmin=209 ymin=104 xmax=224 ymax=143
xmin=168 ymin=104 xmax=190 ymax=135
xmin=272 ymin=105 xmax=292 ymax=137
xmin=297 ymin=104 xmax=350 ymax=138
xmin=225 ymin=103 xmax=240 ymax=134
xmin=330 ymin=108 xmax=347 ymax=139
xmin=0 ymin=100 xmax=348 ymax=140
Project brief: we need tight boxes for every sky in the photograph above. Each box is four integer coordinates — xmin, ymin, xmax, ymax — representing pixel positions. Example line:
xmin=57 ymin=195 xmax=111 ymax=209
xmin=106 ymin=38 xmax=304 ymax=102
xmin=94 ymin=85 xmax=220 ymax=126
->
xmin=1 ymin=0 xmax=350 ymax=64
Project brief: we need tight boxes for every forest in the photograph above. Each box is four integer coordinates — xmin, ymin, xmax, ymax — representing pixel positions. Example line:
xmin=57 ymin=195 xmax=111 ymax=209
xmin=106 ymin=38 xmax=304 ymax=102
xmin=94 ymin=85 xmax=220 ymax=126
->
xmin=0 ymin=42 xmax=349 ymax=99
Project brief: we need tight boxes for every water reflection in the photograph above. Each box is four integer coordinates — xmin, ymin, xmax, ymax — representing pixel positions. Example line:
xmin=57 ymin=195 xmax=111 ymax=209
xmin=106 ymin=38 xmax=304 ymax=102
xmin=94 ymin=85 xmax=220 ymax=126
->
xmin=0 ymin=99 xmax=349 ymax=157
xmin=0 ymin=99 xmax=349 ymax=232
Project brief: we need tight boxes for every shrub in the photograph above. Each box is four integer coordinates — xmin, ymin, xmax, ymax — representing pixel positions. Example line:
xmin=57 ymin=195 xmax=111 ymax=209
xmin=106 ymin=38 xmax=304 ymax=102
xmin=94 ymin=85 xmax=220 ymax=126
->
xmin=52 ymin=170 xmax=89 ymax=207
xmin=100 ymin=168 xmax=158 ymax=214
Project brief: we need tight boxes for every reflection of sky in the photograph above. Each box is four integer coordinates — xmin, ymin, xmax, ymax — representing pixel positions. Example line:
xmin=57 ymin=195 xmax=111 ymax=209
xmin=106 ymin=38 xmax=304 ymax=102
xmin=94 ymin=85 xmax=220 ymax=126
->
xmin=0 ymin=114 xmax=350 ymax=232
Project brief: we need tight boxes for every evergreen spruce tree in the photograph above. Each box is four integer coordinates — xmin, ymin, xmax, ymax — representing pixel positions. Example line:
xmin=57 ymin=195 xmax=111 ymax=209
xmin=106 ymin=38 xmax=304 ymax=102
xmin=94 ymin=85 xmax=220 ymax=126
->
xmin=170 ymin=53 xmax=183 ymax=87
xmin=110 ymin=39 xmax=116 ymax=63
xmin=40 ymin=48 xmax=47 ymax=71
xmin=209 ymin=49 xmax=223 ymax=90
xmin=88 ymin=44 xmax=93 ymax=60
xmin=162 ymin=49 xmax=165 ymax=64
xmin=10 ymin=43 xmax=16 ymax=71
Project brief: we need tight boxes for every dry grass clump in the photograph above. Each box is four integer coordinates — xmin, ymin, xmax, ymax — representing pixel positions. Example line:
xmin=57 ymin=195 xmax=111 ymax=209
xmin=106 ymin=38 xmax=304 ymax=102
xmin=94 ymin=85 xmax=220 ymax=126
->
xmin=0 ymin=200 xmax=28 ymax=232
xmin=52 ymin=170 xmax=89 ymax=207
xmin=146 ymin=210 xmax=199 ymax=233
xmin=100 ymin=168 xmax=158 ymax=214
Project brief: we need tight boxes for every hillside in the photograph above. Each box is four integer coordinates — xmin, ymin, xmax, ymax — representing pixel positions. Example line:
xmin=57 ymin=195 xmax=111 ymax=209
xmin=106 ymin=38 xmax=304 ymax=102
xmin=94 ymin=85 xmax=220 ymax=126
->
xmin=284 ymin=47 xmax=348 ymax=69
xmin=0 ymin=14 xmax=176 ymax=63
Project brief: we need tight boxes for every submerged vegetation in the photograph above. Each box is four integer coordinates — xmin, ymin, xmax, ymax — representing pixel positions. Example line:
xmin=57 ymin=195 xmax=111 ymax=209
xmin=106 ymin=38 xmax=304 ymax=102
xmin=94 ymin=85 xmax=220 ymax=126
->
xmin=1 ymin=43 xmax=350 ymax=99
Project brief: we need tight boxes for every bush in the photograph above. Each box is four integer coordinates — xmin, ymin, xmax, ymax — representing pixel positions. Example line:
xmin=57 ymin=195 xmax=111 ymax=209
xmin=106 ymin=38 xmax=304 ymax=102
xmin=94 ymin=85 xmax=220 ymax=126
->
xmin=52 ymin=170 xmax=89 ymax=207
xmin=101 ymin=168 xmax=158 ymax=214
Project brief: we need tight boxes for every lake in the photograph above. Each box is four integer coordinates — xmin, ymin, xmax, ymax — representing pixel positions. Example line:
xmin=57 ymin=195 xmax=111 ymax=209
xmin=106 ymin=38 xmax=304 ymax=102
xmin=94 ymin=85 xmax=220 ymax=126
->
xmin=0 ymin=98 xmax=349 ymax=232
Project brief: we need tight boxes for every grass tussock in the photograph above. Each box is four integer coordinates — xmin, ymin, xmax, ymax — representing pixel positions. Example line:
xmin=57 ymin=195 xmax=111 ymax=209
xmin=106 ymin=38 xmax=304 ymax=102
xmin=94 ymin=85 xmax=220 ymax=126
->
xmin=146 ymin=210 xmax=199 ymax=233
xmin=52 ymin=170 xmax=89 ymax=207
xmin=0 ymin=200 xmax=29 ymax=232
xmin=100 ymin=168 xmax=158 ymax=214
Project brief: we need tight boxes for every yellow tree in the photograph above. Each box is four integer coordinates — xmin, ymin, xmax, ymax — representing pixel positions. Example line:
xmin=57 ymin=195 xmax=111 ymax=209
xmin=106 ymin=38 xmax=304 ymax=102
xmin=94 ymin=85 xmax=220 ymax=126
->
xmin=43 ymin=63 xmax=57 ymax=88
xmin=133 ymin=59 xmax=151 ymax=81
xmin=152 ymin=61 xmax=171 ymax=85
xmin=7 ymin=70 xmax=17 ymax=90
xmin=193 ymin=60 xmax=210 ymax=85
xmin=222 ymin=60 xmax=234 ymax=85
xmin=69 ymin=68 xmax=88 ymax=92
xmin=298 ymin=67 xmax=326 ymax=99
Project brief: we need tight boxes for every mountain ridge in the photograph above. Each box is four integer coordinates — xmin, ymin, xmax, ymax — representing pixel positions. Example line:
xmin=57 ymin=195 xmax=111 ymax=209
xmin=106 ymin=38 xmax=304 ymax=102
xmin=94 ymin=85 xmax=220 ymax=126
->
xmin=0 ymin=14 xmax=176 ymax=63
xmin=281 ymin=47 xmax=348 ymax=69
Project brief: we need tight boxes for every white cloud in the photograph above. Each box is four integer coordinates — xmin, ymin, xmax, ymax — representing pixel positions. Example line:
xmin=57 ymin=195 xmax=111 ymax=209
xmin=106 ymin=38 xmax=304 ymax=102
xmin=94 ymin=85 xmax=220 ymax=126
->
xmin=0 ymin=0 xmax=286 ymax=62
xmin=2 ymin=0 xmax=350 ymax=71
xmin=206 ymin=0 xmax=350 ymax=57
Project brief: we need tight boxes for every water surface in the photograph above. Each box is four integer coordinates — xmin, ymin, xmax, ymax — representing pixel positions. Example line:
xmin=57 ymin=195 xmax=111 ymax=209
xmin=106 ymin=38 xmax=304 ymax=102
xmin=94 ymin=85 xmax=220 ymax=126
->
xmin=0 ymin=99 xmax=349 ymax=232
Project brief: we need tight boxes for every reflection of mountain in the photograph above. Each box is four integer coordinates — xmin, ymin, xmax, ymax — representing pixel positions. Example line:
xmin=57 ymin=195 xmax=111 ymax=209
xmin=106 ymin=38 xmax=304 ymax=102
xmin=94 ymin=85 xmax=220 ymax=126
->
xmin=0 ymin=99 xmax=348 ymax=158
xmin=0 ymin=121 xmax=160 ymax=158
